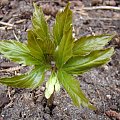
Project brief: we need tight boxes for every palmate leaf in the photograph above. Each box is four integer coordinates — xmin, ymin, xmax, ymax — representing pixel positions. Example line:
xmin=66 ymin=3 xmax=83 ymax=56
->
xmin=0 ymin=2 xmax=115 ymax=110
xmin=73 ymin=35 xmax=114 ymax=56
xmin=57 ymin=70 xmax=95 ymax=109
xmin=0 ymin=40 xmax=42 ymax=66
xmin=63 ymin=48 xmax=114 ymax=74
xmin=32 ymin=3 xmax=55 ymax=55
xmin=53 ymin=3 xmax=72 ymax=45
xmin=55 ymin=27 xmax=73 ymax=68
xmin=45 ymin=71 xmax=60 ymax=99
xmin=0 ymin=66 xmax=46 ymax=89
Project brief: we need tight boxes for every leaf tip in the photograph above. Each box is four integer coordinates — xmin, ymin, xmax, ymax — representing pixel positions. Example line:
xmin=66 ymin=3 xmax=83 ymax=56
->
xmin=33 ymin=2 xmax=37 ymax=8
xmin=65 ymin=2 xmax=71 ymax=11
xmin=88 ymin=104 xmax=97 ymax=110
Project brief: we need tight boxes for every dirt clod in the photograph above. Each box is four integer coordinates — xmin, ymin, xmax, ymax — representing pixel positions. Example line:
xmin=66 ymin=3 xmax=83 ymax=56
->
xmin=0 ymin=93 xmax=10 ymax=108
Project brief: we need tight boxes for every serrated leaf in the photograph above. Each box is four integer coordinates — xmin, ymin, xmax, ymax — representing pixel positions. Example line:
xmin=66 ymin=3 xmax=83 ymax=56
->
xmin=0 ymin=40 xmax=41 ymax=66
xmin=55 ymin=27 xmax=73 ymax=68
xmin=32 ymin=3 xmax=55 ymax=55
xmin=57 ymin=70 xmax=95 ymax=109
xmin=45 ymin=72 xmax=57 ymax=99
xmin=0 ymin=66 xmax=46 ymax=89
xmin=53 ymin=3 xmax=72 ymax=45
xmin=73 ymin=35 xmax=114 ymax=56
xmin=63 ymin=48 xmax=114 ymax=74
xmin=32 ymin=3 xmax=50 ymax=41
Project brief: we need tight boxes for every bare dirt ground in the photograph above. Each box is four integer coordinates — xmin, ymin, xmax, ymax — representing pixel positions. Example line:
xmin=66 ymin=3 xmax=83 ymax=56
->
xmin=0 ymin=0 xmax=120 ymax=120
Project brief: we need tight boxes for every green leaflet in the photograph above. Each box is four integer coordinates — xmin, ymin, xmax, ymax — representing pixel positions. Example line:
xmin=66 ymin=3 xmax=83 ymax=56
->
xmin=45 ymin=72 xmax=60 ymax=99
xmin=63 ymin=48 xmax=114 ymax=74
xmin=0 ymin=66 xmax=46 ymax=89
xmin=0 ymin=40 xmax=41 ymax=66
xmin=57 ymin=70 xmax=95 ymax=109
xmin=53 ymin=3 xmax=72 ymax=45
xmin=27 ymin=30 xmax=45 ymax=61
xmin=55 ymin=27 xmax=73 ymax=68
xmin=73 ymin=35 xmax=114 ymax=56
xmin=32 ymin=3 xmax=55 ymax=55
xmin=33 ymin=29 xmax=55 ymax=55
xmin=55 ymin=78 xmax=60 ymax=92
xmin=32 ymin=3 xmax=50 ymax=41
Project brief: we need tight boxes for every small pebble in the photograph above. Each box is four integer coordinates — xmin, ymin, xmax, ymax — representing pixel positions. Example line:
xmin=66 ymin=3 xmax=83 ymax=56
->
xmin=44 ymin=113 xmax=51 ymax=120
xmin=106 ymin=95 xmax=112 ymax=99
xmin=40 ymin=86 xmax=45 ymax=92
xmin=110 ymin=105 xmax=118 ymax=111
xmin=0 ymin=0 xmax=9 ymax=6
xmin=103 ymin=65 xmax=109 ymax=71
xmin=9 ymin=0 xmax=18 ymax=9
xmin=45 ymin=106 xmax=50 ymax=114
xmin=104 ymin=1 xmax=110 ymax=5
xmin=91 ymin=0 xmax=103 ymax=5
xmin=0 ymin=116 xmax=4 ymax=120
xmin=104 ymin=0 xmax=116 ymax=6
xmin=109 ymin=0 xmax=116 ymax=6
xmin=36 ymin=95 xmax=43 ymax=102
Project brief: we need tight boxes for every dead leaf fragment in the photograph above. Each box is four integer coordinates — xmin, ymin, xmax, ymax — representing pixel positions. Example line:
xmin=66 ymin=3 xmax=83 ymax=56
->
xmin=105 ymin=110 xmax=120 ymax=120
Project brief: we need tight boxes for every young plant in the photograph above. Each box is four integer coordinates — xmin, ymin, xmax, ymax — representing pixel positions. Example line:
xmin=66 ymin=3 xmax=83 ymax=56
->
xmin=0 ymin=3 xmax=114 ymax=109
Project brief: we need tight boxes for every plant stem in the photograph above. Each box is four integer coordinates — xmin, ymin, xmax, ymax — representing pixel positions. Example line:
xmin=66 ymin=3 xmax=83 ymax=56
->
xmin=47 ymin=92 xmax=54 ymax=107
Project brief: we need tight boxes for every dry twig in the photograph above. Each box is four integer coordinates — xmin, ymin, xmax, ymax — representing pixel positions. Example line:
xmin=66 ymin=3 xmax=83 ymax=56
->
xmin=0 ymin=26 xmax=13 ymax=30
xmin=0 ymin=21 xmax=15 ymax=27
xmin=15 ymin=19 xmax=26 ymax=24
xmin=13 ymin=30 xmax=19 ymax=41
xmin=80 ymin=17 xmax=120 ymax=21
xmin=83 ymin=6 xmax=120 ymax=11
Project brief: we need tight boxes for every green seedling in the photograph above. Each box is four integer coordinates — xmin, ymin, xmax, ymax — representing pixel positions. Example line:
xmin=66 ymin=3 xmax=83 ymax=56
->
xmin=0 ymin=3 xmax=114 ymax=109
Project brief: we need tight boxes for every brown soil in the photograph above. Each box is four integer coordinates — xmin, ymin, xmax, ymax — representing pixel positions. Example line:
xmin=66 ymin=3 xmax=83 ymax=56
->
xmin=0 ymin=0 xmax=120 ymax=120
